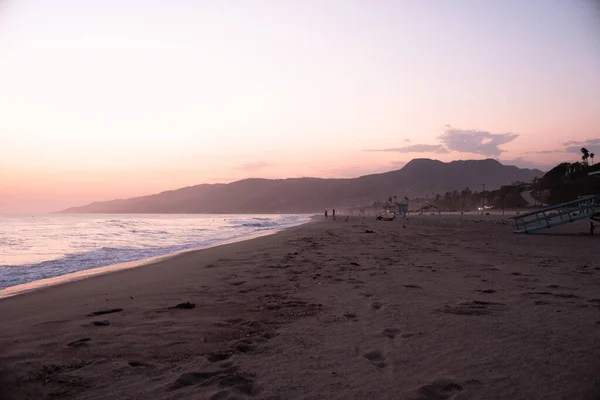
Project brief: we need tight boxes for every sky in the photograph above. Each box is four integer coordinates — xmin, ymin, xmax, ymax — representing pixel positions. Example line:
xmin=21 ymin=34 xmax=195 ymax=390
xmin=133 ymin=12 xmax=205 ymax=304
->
xmin=1 ymin=0 xmax=599 ymax=213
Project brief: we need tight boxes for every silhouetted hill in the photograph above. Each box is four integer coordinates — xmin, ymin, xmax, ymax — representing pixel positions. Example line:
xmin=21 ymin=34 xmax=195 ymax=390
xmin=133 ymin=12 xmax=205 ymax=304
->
xmin=534 ymin=162 xmax=600 ymax=204
xmin=60 ymin=159 xmax=543 ymax=213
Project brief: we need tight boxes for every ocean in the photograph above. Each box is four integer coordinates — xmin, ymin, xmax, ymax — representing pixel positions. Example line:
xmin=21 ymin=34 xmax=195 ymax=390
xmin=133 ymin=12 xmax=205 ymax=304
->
xmin=0 ymin=214 xmax=310 ymax=291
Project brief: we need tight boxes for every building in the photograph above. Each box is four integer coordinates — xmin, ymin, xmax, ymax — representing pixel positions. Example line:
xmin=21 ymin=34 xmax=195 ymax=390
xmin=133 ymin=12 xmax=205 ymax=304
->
xmin=396 ymin=203 xmax=408 ymax=215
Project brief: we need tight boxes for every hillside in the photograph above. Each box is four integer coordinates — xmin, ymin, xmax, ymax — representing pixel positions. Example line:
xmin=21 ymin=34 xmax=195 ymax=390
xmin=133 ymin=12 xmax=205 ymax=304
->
xmin=534 ymin=162 xmax=600 ymax=205
xmin=60 ymin=159 xmax=543 ymax=213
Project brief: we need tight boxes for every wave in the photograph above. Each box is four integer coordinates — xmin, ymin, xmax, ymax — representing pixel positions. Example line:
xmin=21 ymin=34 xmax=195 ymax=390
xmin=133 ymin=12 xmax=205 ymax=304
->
xmin=129 ymin=229 xmax=170 ymax=235
xmin=0 ymin=214 xmax=311 ymax=290
xmin=238 ymin=222 xmax=279 ymax=228
xmin=102 ymin=219 xmax=151 ymax=229
xmin=1 ymin=231 xmax=270 ymax=289
xmin=1 ymin=243 xmax=200 ymax=288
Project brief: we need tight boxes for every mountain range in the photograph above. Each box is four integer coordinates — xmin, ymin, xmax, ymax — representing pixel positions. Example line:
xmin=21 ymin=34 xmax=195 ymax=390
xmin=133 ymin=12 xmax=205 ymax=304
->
xmin=60 ymin=158 xmax=543 ymax=213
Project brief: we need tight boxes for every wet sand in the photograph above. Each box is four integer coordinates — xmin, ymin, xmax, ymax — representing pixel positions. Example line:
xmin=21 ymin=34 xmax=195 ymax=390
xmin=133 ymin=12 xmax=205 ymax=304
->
xmin=0 ymin=215 xmax=599 ymax=399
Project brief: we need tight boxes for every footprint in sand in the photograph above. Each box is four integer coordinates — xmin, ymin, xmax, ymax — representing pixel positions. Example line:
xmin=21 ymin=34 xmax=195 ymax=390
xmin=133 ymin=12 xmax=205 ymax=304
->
xmin=219 ymin=361 xmax=235 ymax=369
xmin=553 ymin=293 xmax=578 ymax=299
xmin=232 ymin=339 xmax=256 ymax=354
xmin=439 ymin=300 xmax=507 ymax=316
xmin=363 ymin=349 xmax=386 ymax=368
xmin=416 ymin=379 xmax=463 ymax=400
xmin=218 ymin=372 xmax=257 ymax=396
xmin=206 ymin=353 xmax=232 ymax=363
xmin=381 ymin=328 xmax=401 ymax=339
xmin=400 ymin=332 xmax=422 ymax=338
xmin=171 ymin=367 xmax=257 ymax=396
xmin=67 ymin=338 xmax=91 ymax=348
xmin=128 ymin=361 xmax=150 ymax=367
xmin=415 ymin=378 xmax=481 ymax=400
xmin=523 ymin=291 xmax=578 ymax=299
xmin=262 ymin=331 xmax=278 ymax=340
xmin=208 ymin=390 xmax=232 ymax=400
xmin=170 ymin=371 xmax=220 ymax=389
xmin=343 ymin=312 xmax=358 ymax=321
xmin=213 ymin=318 xmax=246 ymax=328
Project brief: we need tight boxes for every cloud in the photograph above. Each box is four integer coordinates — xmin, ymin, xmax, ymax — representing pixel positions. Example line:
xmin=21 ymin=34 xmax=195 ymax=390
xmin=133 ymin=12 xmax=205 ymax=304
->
xmin=525 ymin=149 xmax=563 ymax=154
xmin=522 ymin=138 xmax=599 ymax=155
xmin=367 ymin=126 xmax=520 ymax=157
xmin=238 ymin=162 xmax=273 ymax=171
xmin=563 ymin=138 xmax=600 ymax=153
xmin=438 ymin=127 xmax=519 ymax=157
xmin=367 ymin=144 xmax=449 ymax=154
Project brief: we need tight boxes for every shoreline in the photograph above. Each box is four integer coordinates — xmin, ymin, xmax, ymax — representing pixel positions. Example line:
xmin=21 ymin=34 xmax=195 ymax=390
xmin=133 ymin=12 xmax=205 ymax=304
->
xmin=0 ymin=220 xmax=314 ymax=300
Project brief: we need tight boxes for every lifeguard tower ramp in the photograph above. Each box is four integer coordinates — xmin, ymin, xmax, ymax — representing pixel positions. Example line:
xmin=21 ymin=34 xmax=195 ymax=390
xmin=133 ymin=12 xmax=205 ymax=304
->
xmin=512 ymin=195 xmax=599 ymax=234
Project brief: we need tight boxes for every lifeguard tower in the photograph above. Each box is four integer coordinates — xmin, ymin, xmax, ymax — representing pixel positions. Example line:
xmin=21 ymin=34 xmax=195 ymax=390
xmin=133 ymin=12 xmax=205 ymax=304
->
xmin=396 ymin=203 xmax=408 ymax=216
xmin=511 ymin=170 xmax=599 ymax=234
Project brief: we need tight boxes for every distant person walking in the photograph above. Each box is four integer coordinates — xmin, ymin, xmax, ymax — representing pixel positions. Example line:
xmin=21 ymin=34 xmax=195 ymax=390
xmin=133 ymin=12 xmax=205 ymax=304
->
xmin=333 ymin=209 xmax=336 ymax=220
xmin=325 ymin=209 xmax=328 ymax=219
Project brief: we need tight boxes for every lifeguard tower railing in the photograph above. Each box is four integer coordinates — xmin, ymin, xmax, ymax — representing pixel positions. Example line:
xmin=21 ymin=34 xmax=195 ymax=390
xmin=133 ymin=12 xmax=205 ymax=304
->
xmin=511 ymin=195 xmax=599 ymax=234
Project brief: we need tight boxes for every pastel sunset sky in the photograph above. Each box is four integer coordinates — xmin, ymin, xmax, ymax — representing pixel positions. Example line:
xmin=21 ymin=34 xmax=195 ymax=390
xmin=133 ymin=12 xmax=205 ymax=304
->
xmin=1 ymin=0 xmax=599 ymax=213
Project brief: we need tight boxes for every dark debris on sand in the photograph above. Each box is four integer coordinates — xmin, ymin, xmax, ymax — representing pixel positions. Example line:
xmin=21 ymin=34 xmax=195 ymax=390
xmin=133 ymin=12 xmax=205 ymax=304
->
xmin=169 ymin=302 xmax=196 ymax=310
xmin=86 ymin=308 xmax=123 ymax=317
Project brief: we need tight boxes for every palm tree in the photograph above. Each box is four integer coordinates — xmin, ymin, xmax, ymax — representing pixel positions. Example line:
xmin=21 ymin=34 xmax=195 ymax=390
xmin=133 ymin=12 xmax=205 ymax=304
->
xmin=581 ymin=147 xmax=590 ymax=165
xmin=591 ymin=153 xmax=595 ymax=166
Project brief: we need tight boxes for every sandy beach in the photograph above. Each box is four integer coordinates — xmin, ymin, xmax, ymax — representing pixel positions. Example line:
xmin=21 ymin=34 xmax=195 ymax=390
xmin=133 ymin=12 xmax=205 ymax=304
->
xmin=1 ymin=215 xmax=599 ymax=400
